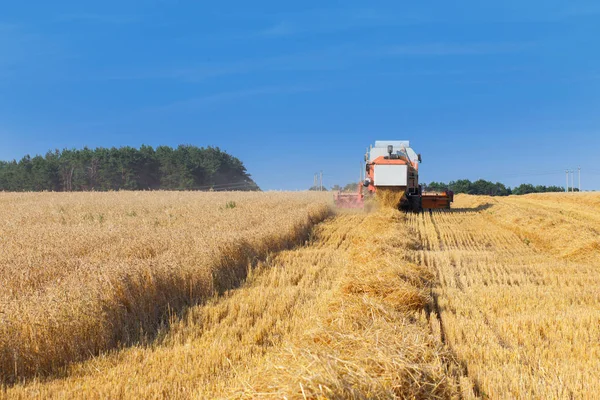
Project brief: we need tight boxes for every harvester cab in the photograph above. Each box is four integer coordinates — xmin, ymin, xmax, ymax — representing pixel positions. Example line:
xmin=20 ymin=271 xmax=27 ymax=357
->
xmin=334 ymin=140 xmax=453 ymax=211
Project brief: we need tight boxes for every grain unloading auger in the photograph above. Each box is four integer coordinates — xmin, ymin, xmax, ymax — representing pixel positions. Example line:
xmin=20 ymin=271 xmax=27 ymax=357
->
xmin=334 ymin=140 xmax=454 ymax=211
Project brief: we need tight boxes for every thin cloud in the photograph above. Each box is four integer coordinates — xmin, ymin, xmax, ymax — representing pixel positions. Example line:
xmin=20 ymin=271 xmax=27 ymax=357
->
xmin=0 ymin=24 xmax=66 ymax=81
xmin=384 ymin=42 xmax=534 ymax=56
xmin=103 ymin=45 xmax=354 ymax=82
xmin=462 ymin=4 xmax=600 ymax=23
xmin=259 ymin=8 xmax=426 ymax=37
xmin=0 ymin=23 xmax=19 ymax=31
xmin=174 ymin=47 xmax=351 ymax=81
xmin=261 ymin=22 xmax=295 ymax=36
xmin=100 ymin=40 xmax=533 ymax=84
xmin=548 ymin=4 xmax=600 ymax=19
xmin=56 ymin=13 xmax=139 ymax=24
xmin=157 ymin=85 xmax=322 ymax=111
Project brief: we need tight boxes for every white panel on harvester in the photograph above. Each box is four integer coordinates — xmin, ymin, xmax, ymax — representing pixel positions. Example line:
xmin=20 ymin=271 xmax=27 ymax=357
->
xmin=373 ymin=165 xmax=408 ymax=186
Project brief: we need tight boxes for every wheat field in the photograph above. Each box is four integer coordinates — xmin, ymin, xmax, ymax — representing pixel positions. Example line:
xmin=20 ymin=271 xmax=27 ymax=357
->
xmin=2 ymin=191 xmax=599 ymax=399
xmin=0 ymin=191 xmax=330 ymax=384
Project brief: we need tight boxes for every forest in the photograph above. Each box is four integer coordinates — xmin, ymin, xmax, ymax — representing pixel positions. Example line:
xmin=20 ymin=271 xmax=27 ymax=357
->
xmin=0 ymin=145 xmax=259 ymax=192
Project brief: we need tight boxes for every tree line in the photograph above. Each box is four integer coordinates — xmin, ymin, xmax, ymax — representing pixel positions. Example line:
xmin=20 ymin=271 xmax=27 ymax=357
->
xmin=328 ymin=179 xmax=567 ymax=195
xmin=0 ymin=145 xmax=259 ymax=192
xmin=426 ymin=179 xmax=567 ymax=196
xmin=328 ymin=183 xmax=359 ymax=192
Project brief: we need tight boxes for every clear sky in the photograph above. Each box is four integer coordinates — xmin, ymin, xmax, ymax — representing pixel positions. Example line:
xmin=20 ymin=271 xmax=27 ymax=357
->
xmin=1 ymin=1 xmax=599 ymax=190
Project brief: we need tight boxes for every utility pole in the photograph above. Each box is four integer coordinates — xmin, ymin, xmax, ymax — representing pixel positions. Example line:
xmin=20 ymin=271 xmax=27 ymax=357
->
xmin=320 ymin=171 xmax=323 ymax=191
xmin=565 ymin=170 xmax=569 ymax=192
xmin=578 ymin=166 xmax=581 ymax=192
xmin=570 ymin=170 xmax=574 ymax=192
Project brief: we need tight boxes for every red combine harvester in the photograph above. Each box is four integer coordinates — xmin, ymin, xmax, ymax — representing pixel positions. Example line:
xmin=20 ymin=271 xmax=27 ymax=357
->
xmin=334 ymin=140 xmax=453 ymax=211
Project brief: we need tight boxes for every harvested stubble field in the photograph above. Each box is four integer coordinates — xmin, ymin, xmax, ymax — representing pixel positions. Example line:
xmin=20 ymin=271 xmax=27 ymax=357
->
xmin=408 ymin=193 xmax=600 ymax=399
xmin=1 ymin=191 xmax=599 ymax=399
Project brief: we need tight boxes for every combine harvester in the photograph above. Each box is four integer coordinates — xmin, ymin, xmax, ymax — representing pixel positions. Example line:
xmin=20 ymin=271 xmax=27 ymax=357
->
xmin=334 ymin=140 xmax=453 ymax=211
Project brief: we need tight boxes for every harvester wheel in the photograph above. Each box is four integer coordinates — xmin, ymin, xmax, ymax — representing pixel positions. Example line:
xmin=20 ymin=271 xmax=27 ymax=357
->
xmin=404 ymin=195 xmax=422 ymax=213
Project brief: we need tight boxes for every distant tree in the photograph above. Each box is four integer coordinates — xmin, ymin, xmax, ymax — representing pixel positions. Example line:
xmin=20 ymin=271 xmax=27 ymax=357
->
xmin=17 ymin=155 xmax=33 ymax=191
xmin=331 ymin=184 xmax=342 ymax=192
xmin=448 ymin=179 xmax=473 ymax=194
xmin=547 ymin=185 xmax=567 ymax=192
xmin=512 ymin=183 xmax=536 ymax=195
xmin=495 ymin=182 xmax=512 ymax=196
xmin=0 ymin=160 xmax=19 ymax=191
xmin=425 ymin=181 xmax=449 ymax=192
xmin=512 ymin=183 xmax=566 ymax=195
xmin=470 ymin=179 xmax=511 ymax=196
xmin=342 ymin=182 xmax=359 ymax=192
xmin=30 ymin=152 xmax=60 ymax=191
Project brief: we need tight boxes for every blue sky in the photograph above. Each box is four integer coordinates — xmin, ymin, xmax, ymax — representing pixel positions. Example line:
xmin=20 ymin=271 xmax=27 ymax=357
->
xmin=1 ymin=0 xmax=599 ymax=190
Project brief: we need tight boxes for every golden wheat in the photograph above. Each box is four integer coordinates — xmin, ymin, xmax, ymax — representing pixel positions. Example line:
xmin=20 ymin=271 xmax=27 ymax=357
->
xmin=0 ymin=191 xmax=330 ymax=384
xmin=375 ymin=187 xmax=406 ymax=208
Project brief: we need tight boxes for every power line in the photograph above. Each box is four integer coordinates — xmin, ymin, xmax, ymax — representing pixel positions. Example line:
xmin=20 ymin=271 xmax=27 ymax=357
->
xmin=196 ymin=181 xmax=254 ymax=188
xmin=190 ymin=181 xmax=258 ymax=191
xmin=498 ymin=170 xmax=565 ymax=179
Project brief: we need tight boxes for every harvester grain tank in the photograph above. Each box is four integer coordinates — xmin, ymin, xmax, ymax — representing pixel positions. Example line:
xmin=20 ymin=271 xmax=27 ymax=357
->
xmin=334 ymin=140 xmax=453 ymax=211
